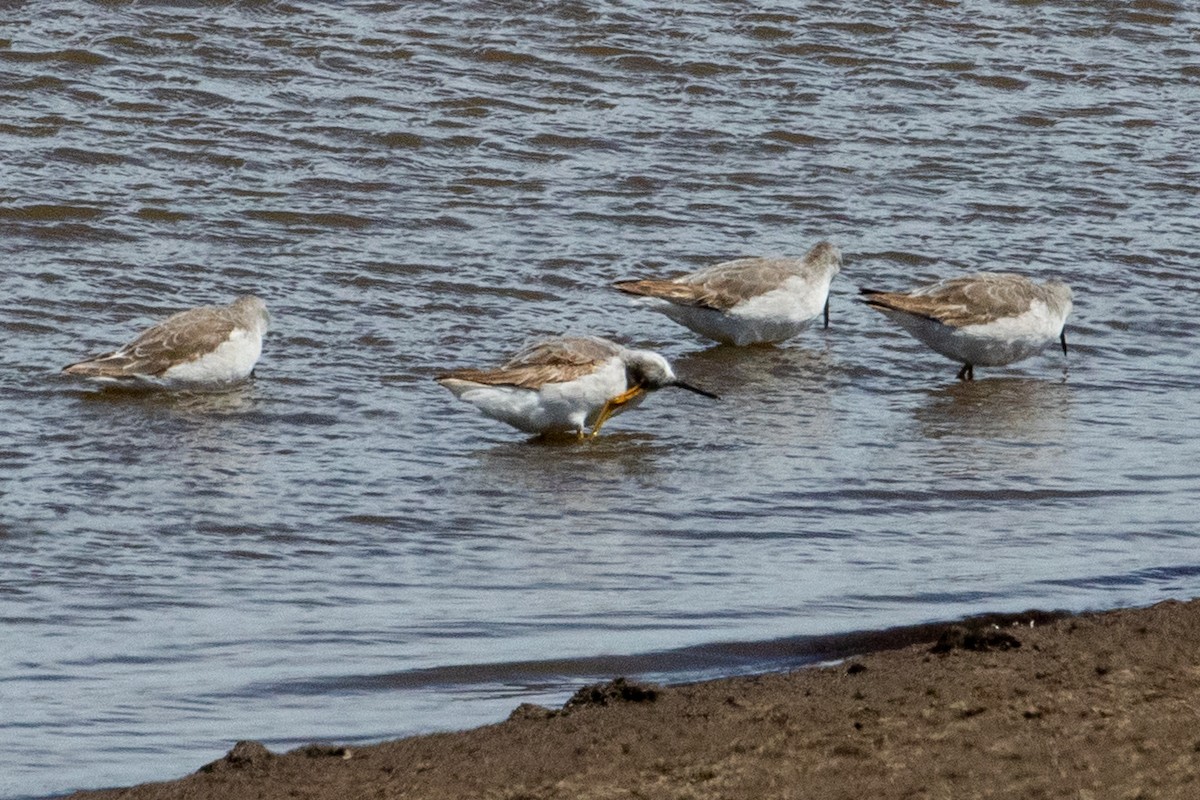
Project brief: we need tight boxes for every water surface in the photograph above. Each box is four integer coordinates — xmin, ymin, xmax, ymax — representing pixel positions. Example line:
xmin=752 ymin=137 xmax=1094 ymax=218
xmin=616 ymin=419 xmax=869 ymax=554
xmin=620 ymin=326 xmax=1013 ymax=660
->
xmin=2 ymin=2 xmax=1200 ymax=797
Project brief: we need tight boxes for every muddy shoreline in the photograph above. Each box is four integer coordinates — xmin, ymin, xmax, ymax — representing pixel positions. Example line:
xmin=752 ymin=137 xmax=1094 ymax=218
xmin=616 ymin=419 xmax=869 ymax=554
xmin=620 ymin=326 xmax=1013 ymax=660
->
xmin=67 ymin=599 xmax=1200 ymax=799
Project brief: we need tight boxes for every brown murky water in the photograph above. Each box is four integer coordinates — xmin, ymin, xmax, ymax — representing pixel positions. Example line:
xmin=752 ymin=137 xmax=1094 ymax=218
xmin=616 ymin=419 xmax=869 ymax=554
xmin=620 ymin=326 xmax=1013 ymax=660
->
xmin=3 ymin=1 xmax=1199 ymax=796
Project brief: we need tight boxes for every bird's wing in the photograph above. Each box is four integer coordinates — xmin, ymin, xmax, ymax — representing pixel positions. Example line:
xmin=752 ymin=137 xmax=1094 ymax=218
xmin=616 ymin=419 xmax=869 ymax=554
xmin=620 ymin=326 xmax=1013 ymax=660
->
xmin=63 ymin=305 xmax=238 ymax=378
xmin=437 ymin=336 xmax=620 ymax=390
xmin=615 ymin=257 xmax=804 ymax=311
xmin=861 ymin=274 xmax=1035 ymax=327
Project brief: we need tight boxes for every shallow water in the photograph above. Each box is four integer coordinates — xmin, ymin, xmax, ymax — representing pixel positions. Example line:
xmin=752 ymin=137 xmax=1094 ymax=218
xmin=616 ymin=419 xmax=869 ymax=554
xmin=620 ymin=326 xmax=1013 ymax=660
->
xmin=3 ymin=1 xmax=1200 ymax=797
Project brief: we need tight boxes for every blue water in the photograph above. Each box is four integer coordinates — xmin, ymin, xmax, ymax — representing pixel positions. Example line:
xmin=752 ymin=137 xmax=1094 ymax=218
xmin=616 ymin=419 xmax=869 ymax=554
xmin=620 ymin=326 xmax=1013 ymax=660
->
xmin=2 ymin=1 xmax=1199 ymax=797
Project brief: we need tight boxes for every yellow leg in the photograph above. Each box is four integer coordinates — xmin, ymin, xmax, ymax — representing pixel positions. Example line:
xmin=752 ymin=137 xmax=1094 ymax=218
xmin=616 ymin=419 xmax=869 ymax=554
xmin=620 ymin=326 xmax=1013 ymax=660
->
xmin=610 ymin=384 xmax=644 ymax=405
xmin=589 ymin=399 xmax=617 ymax=438
xmin=589 ymin=385 xmax=645 ymax=438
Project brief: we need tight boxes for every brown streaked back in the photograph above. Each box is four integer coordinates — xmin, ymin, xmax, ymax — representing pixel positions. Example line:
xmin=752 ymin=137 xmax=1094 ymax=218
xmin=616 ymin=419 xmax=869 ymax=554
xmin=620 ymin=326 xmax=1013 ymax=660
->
xmin=615 ymin=258 xmax=804 ymax=311
xmin=861 ymin=273 xmax=1051 ymax=328
xmin=436 ymin=336 xmax=622 ymax=391
xmin=614 ymin=240 xmax=841 ymax=312
xmin=63 ymin=301 xmax=251 ymax=379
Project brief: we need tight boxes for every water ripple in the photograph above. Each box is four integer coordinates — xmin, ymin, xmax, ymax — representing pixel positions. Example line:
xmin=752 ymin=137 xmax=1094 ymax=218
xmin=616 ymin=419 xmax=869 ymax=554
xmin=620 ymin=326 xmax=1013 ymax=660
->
xmin=3 ymin=1 xmax=1200 ymax=797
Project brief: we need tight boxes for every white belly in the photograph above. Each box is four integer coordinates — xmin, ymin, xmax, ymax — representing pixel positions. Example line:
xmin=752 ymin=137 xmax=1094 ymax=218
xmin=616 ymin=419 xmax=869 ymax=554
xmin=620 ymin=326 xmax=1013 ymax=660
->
xmin=444 ymin=359 xmax=631 ymax=434
xmin=882 ymin=303 xmax=1064 ymax=367
xmin=159 ymin=329 xmax=263 ymax=388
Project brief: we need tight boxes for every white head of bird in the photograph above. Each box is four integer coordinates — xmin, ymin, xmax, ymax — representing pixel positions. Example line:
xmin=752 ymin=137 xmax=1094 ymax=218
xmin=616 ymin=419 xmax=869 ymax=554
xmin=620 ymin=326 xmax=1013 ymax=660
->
xmin=622 ymin=348 xmax=718 ymax=398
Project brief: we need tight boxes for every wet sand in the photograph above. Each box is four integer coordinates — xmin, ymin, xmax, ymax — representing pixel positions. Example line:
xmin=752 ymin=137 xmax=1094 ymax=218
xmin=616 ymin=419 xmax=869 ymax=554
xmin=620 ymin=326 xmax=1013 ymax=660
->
xmin=68 ymin=599 xmax=1200 ymax=799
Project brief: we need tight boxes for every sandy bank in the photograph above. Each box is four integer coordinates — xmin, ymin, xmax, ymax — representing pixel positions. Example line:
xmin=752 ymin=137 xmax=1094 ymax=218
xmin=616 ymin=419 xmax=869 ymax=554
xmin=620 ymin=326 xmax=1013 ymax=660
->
xmin=68 ymin=598 xmax=1200 ymax=799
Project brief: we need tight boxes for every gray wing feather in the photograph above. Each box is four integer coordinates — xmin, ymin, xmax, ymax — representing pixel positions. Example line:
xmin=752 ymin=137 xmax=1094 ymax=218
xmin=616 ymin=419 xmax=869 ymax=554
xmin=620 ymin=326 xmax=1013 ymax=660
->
xmin=864 ymin=273 xmax=1039 ymax=327
xmin=615 ymin=240 xmax=840 ymax=312
xmin=437 ymin=336 xmax=620 ymax=390
xmin=64 ymin=305 xmax=237 ymax=378
xmin=616 ymin=258 xmax=806 ymax=311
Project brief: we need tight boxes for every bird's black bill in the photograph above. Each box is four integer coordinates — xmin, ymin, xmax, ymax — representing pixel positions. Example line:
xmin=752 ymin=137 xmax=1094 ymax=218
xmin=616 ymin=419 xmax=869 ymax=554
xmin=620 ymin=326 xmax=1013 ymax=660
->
xmin=1060 ymin=329 xmax=1068 ymax=356
xmin=823 ymin=298 xmax=830 ymax=329
xmin=672 ymin=381 xmax=719 ymax=400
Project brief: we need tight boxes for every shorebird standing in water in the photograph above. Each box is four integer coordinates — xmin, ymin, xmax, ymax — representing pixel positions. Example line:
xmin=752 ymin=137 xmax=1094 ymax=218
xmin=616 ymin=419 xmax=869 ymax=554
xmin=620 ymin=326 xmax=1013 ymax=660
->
xmin=436 ymin=335 xmax=717 ymax=438
xmin=613 ymin=240 xmax=843 ymax=346
xmin=62 ymin=295 xmax=270 ymax=390
xmin=860 ymin=273 xmax=1073 ymax=380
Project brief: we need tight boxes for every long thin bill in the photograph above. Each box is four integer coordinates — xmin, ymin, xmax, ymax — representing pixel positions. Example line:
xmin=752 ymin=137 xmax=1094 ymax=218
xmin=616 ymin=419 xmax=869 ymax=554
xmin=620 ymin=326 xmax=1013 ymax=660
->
xmin=673 ymin=381 xmax=719 ymax=400
xmin=1060 ymin=329 xmax=1068 ymax=355
xmin=823 ymin=298 xmax=830 ymax=329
